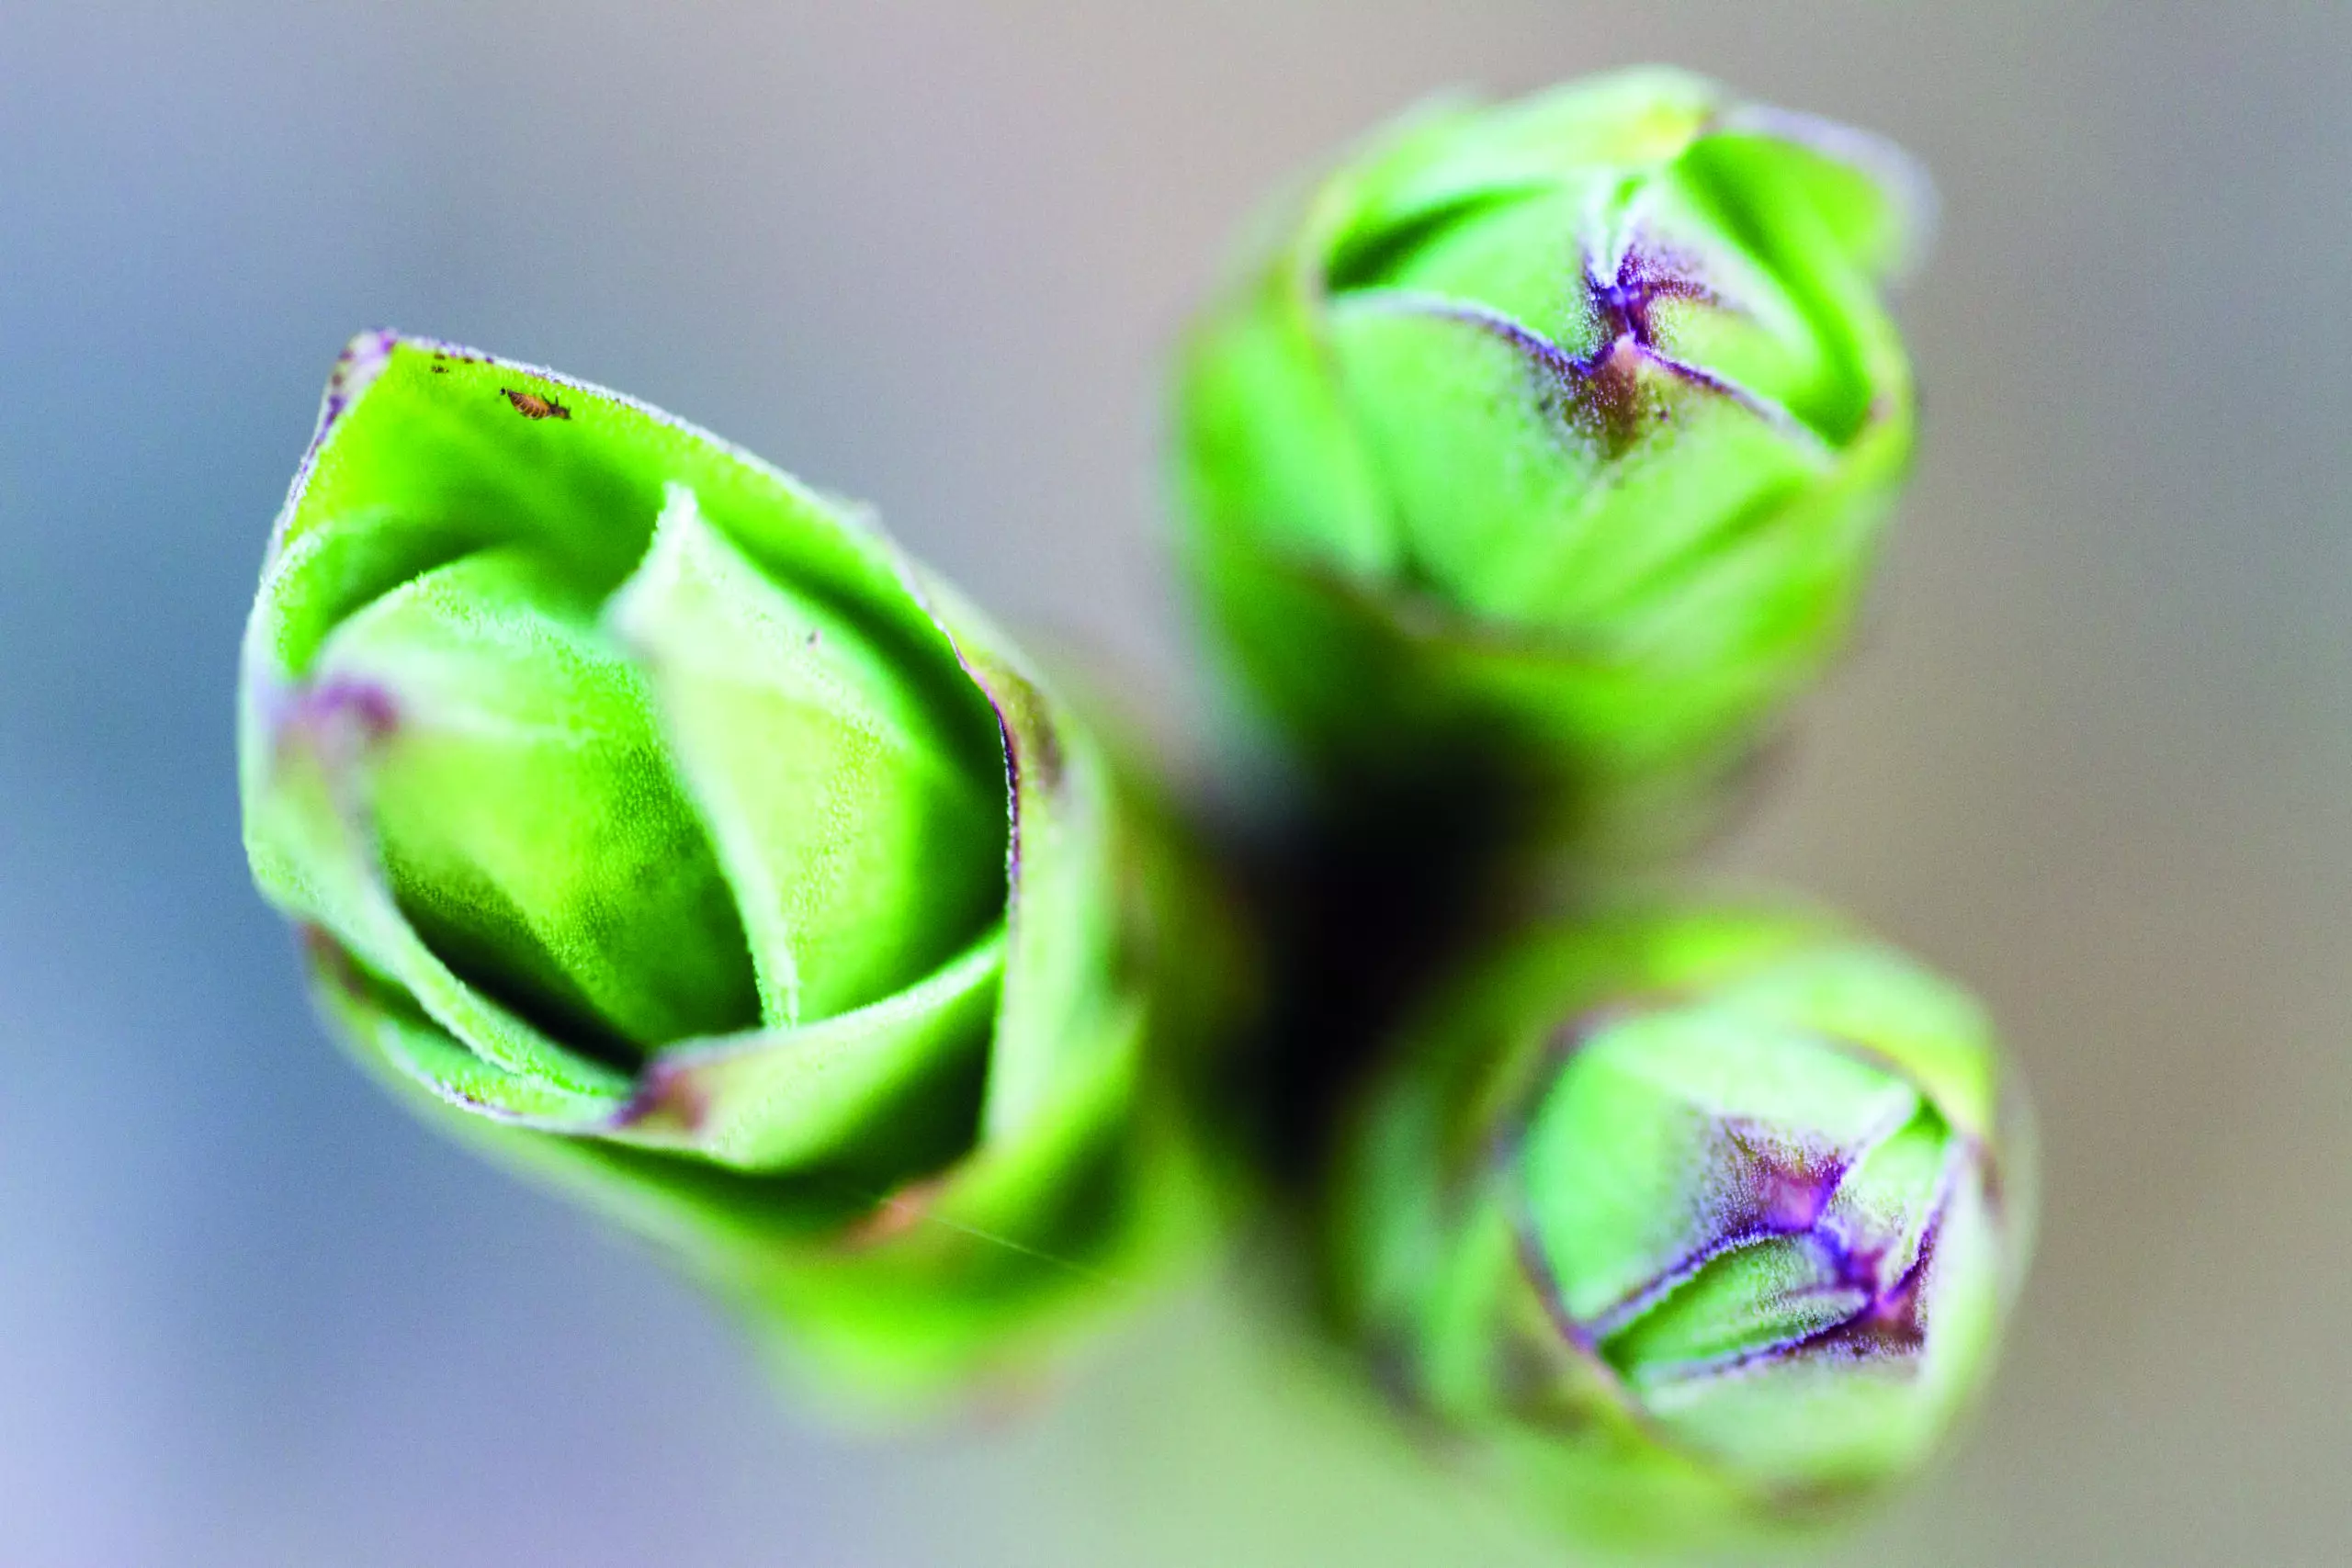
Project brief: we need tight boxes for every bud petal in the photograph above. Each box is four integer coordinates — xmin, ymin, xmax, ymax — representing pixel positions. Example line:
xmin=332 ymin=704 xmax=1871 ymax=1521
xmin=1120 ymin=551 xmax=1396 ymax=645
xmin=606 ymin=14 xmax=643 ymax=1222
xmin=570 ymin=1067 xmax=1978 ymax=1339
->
xmin=311 ymin=543 xmax=758 ymax=1050
xmin=607 ymin=480 xmax=1005 ymax=1026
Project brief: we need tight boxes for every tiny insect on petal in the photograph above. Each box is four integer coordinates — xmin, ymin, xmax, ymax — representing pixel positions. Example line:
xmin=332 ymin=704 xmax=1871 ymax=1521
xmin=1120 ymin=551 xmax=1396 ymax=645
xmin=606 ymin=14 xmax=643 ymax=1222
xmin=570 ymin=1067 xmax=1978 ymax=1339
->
xmin=501 ymin=387 xmax=571 ymax=420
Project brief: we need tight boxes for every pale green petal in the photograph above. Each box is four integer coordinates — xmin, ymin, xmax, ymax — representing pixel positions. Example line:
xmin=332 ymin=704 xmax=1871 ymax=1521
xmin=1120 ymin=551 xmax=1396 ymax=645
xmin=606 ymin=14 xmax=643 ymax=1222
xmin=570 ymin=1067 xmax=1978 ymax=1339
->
xmin=608 ymin=484 xmax=1006 ymax=1026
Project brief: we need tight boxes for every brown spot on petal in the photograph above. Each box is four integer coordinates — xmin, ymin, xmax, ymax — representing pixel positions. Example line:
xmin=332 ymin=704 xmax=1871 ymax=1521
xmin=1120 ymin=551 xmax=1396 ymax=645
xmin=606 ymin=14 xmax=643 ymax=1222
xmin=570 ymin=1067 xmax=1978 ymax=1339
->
xmin=839 ymin=1175 xmax=952 ymax=1249
xmin=300 ymin=924 xmax=361 ymax=992
xmin=1025 ymin=716 xmax=1065 ymax=795
xmin=619 ymin=1064 xmax=709 ymax=1137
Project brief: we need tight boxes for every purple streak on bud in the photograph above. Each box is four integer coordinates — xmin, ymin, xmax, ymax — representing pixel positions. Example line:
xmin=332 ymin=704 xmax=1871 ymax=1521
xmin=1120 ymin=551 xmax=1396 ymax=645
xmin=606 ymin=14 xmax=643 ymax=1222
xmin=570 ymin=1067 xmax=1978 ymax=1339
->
xmin=320 ymin=330 xmax=398 ymax=434
xmin=1349 ymin=292 xmax=1587 ymax=384
xmin=1804 ymin=1222 xmax=1935 ymax=1361
xmin=1352 ymin=252 xmax=1785 ymax=458
xmin=1562 ymin=243 xmax=1758 ymax=451
xmin=268 ymin=331 xmax=399 ymax=560
xmin=1588 ymin=243 xmax=1722 ymax=347
xmin=1576 ymin=1117 xmax=1855 ymax=1341
xmin=1717 ymin=1118 xmax=1846 ymax=1238
xmin=1668 ymin=1213 xmax=1942 ymax=1385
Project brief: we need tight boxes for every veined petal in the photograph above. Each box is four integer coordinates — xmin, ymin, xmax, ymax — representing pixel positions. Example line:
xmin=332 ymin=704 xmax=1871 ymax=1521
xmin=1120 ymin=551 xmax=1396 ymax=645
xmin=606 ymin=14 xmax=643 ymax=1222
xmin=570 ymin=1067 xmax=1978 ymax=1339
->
xmin=608 ymin=484 xmax=1007 ymax=1027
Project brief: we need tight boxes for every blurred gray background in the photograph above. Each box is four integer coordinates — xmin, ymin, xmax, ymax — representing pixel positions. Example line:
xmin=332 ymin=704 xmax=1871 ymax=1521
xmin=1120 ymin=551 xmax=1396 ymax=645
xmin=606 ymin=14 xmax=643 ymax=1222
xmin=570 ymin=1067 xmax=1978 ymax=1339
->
xmin=3 ymin=4 xmax=2346 ymax=1564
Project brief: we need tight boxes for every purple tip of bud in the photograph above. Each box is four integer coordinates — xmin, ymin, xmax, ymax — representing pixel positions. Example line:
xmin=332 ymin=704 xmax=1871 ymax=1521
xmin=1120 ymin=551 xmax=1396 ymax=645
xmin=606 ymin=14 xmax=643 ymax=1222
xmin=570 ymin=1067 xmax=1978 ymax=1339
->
xmin=1588 ymin=242 xmax=1723 ymax=346
xmin=1357 ymin=248 xmax=1789 ymax=459
xmin=320 ymin=330 xmax=399 ymax=439
xmin=1555 ymin=243 xmax=1774 ymax=452
xmin=615 ymin=1056 xmax=708 ymax=1135
xmin=265 ymin=674 xmax=401 ymax=781
xmin=287 ymin=674 xmax=400 ymax=742
xmin=1800 ymin=1223 xmax=1935 ymax=1363
xmin=268 ymin=332 xmax=400 ymax=561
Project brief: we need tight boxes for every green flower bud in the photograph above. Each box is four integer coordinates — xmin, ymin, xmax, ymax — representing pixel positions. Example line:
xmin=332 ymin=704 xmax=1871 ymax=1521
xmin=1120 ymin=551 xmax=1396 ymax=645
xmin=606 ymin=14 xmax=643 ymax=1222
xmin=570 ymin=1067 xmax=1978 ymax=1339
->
xmin=242 ymin=333 xmax=1245 ymax=1408
xmin=1329 ymin=906 xmax=2031 ymax=1550
xmin=1176 ymin=70 xmax=1929 ymax=850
